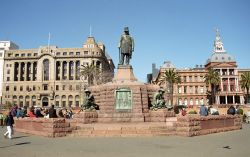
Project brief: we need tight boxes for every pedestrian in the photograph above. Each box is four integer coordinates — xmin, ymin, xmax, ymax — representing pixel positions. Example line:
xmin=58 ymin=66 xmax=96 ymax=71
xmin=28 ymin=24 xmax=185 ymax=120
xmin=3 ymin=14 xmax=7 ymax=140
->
xmin=227 ymin=105 xmax=236 ymax=115
xmin=199 ymin=104 xmax=208 ymax=116
xmin=4 ymin=112 xmax=15 ymax=139
xmin=48 ymin=105 xmax=57 ymax=118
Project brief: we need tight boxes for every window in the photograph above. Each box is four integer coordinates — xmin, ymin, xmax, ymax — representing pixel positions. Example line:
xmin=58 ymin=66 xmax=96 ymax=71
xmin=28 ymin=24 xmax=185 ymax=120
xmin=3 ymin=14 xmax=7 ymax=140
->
xmin=27 ymin=53 xmax=31 ymax=56
xmin=223 ymin=85 xmax=227 ymax=91
xmin=230 ymin=85 xmax=235 ymax=91
xmin=33 ymin=86 xmax=36 ymax=91
xmin=56 ymin=52 xmax=60 ymax=55
xmin=6 ymin=86 xmax=9 ymax=91
xmin=183 ymin=76 xmax=186 ymax=82
xmin=56 ymin=85 xmax=59 ymax=90
xmin=76 ymin=85 xmax=80 ymax=90
xmin=34 ymin=53 xmax=38 ymax=56
xmin=69 ymin=52 xmax=74 ymax=55
xmin=195 ymin=86 xmax=198 ymax=94
xmin=62 ymin=85 xmax=66 ymax=90
xmin=195 ymin=98 xmax=199 ymax=105
xmin=84 ymin=51 xmax=88 ymax=55
xmin=189 ymin=86 xmax=193 ymax=93
xmin=200 ymin=86 xmax=204 ymax=93
xmin=178 ymin=86 xmax=181 ymax=93
xmin=21 ymin=53 xmax=25 ymax=57
xmin=8 ymin=53 xmax=12 ymax=57
xmin=7 ymin=69 xmax=10 ymax=74
xmin=26 ymin=86 xmax=29 ymax=91
xmin=184 ymin=86 xmax=187 ymax=93
xmin=190 ymin=99 xmax=193 ymax=105
xmin=43 ymin=84 xmax=48 ymax=90
xmin=189 ymin=76 xmax=192 ymax=82
xmin=63 ymin=52 xmax=67 ymax=55
xmin=14 ymin=86 xmax=16 ymax=91
xmin=69 ymin=85 xmax=72 ymax=90
xmin=7 ymin=77 xmax=10 ymax=81
xmin=20 ymin=86 xmax=23 ymax=91
xmin=15 ymin=54 xmax=19 ymax=57
xmin=194 ymin=76 xmax=198 ymax=82
xmin=76 ymin=52 xmax=80 ymax=55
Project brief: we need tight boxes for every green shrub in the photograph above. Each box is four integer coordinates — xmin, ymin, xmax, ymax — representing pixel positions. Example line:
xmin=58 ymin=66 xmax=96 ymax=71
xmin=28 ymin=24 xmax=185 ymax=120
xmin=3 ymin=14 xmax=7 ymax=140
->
xmin=188 ymin=110 xmax=197 ymax=114
xmin=236 ymin=108 xmax=243 ymax=115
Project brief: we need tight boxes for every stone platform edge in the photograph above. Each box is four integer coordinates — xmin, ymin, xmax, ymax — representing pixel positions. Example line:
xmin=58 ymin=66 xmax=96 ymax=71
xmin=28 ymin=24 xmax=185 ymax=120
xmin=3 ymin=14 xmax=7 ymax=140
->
xmin=14 ymin=115 xmax=242 ymax=137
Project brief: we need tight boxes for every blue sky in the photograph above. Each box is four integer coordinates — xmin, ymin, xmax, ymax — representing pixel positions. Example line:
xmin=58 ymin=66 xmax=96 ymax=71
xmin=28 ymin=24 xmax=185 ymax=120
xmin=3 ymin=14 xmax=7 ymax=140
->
xmin=1 ymin=0 xmax=250 ymax=82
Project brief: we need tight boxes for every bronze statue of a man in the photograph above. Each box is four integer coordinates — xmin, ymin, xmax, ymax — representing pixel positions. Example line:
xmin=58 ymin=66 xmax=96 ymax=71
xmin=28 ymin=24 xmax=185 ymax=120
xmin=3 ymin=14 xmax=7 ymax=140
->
xmin=118 ymin=27 xmax=134 ymax=65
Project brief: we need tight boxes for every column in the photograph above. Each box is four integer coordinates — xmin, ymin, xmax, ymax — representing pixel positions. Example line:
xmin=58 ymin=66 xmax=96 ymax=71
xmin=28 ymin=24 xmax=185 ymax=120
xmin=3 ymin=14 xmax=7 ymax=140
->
xmin=225 ymin=96 xmax=228 ymax=104
xmin=236 ymin=78 xmax=239 ymax=92
xmin=30 ymin=62 xmax=34 ymax=81
xmin=72 ymin=61 xmax=75 ymax=80
xmin=233 ymin=95 xmax=235 ymax=104
xmin=74 ymin=61 xmax=77 ymax=80
xmin=60 ymin=61 xmax=63 ymax=80
xmin=18 ymin=62 xmax=21 ymax=81
xmin=220 ymin=78 xmax=223 ymax=91
xmin=67 ymin=61 xmax=70 ymax=80
xmin=220 ymin=68 xmax=222 ymax=75
xmin=227 ymin=78 xmax=230 ymax=92
xmin=24 ymin=62 xmax=28 ymax=81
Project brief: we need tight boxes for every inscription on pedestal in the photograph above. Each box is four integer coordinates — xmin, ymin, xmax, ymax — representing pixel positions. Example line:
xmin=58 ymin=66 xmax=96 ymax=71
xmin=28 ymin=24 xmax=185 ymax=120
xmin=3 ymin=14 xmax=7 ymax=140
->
xmin=115 ymin=88 xmax=132 ymax=110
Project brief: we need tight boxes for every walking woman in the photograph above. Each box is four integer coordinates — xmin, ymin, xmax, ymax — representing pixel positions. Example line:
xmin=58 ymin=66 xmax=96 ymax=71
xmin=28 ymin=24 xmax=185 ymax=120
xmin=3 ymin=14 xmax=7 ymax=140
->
xmin=4 ymin=112 xmax=14 ymax=139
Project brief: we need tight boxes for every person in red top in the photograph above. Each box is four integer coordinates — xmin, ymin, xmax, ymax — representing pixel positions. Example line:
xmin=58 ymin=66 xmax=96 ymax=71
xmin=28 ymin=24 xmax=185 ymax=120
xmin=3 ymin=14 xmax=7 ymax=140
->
xmin=27 ymin=108 xmax=36 ymax=117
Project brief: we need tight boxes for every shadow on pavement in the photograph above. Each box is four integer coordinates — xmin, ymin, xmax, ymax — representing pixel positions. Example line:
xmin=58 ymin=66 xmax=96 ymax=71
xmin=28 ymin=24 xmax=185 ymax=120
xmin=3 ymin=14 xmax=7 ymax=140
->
xmin=0 ymin=142 xmax=31 ymax=148
xmin=11 ymin=136 xmax=29 ymax=139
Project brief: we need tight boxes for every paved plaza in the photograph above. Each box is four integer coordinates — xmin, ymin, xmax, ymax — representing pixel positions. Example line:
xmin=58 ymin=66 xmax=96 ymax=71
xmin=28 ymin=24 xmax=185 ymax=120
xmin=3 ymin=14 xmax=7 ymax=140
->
xmin=0 ymin=124 xmax=249 ymax=157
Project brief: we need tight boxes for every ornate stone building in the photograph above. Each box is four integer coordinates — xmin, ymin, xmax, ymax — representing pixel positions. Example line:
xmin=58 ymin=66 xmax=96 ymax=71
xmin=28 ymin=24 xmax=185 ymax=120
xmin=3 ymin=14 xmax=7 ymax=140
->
xmin=151 ymin=30 xmax=249 ymax=106
xmin=2 ymin=36 xmax=115 ymax=108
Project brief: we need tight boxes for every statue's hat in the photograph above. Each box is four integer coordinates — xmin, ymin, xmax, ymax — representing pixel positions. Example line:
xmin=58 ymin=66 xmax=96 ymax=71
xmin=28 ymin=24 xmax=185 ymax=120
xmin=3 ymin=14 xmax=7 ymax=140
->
xmin=158 ymin=88 xmax=165 ymax=92
xmin=124 ymin=27 xmax=129 ymax=32
xmin=84 ymin=89 xmax=90 ymax=93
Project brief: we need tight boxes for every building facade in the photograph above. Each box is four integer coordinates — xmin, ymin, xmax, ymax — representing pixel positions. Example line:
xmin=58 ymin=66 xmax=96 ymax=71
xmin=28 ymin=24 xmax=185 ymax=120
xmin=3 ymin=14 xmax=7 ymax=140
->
xmin=2 ymin=36 xmax=114 ymax=108
xmin=151 ymin=30 xmax=249 ymax=106
xmin=0 ymin=41 xmax=19 ymax=105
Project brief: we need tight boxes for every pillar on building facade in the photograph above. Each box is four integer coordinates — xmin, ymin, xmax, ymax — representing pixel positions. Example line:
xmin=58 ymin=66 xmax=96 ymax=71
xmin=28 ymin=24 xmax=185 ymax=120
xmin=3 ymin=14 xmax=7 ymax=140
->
xmin=67 ymin=61 xmax=70 ymax=80
xmin=30 ymin=62 xmax=34 ymax=81
xmin=227 ymin=78 xmax=230 ymax=92
xmin=60 ymin=61 xmax=63 ymax=80
xmin=225 ymin=96 xmax=228 ymax=104
xmin=18 ymin=62 xmax=21 ymax=81
xmin=24 ymin=62 xmax=28 ymax=81
xmin=233 ymin=95 xmax=235 ymax=104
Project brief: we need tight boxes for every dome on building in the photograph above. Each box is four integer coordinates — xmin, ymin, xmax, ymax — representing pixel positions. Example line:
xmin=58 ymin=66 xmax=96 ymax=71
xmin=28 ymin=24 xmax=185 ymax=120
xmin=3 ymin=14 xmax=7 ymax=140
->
xmin=206 ymin=52 xmax=236 ymax=63
xmin=161 ymin=61 xmax=175 ymax=69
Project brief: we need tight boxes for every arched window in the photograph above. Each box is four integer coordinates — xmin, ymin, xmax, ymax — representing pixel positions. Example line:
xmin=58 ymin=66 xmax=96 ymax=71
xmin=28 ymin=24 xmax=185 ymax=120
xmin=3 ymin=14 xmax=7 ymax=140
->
xmin=43 ymin=59 xmax=50 ymax=80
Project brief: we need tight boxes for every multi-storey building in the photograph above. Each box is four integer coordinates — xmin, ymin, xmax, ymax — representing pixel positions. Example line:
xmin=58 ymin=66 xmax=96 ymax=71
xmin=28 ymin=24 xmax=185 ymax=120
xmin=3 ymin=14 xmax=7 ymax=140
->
xmin=153 ymin=61 xmax=208 ymax=106
xmin=2 ymin=36 xmax=114 ymax=108
xmin=205 ymin=30 xmax=244 ymax=105
xmin=151 ymin=30 xmax=249 ymax=106
xmin=0 ymin=41 xmax=19 ymax=105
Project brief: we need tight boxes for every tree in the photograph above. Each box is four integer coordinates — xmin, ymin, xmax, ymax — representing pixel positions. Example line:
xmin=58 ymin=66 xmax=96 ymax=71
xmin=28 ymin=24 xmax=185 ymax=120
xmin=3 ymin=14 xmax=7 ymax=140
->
xmin=159 ymin=69 xmax=181 ymax=106
xmin=240 ymin=72 xmax=250 ymax=104
xmin=204 ymin=68 xmax=220 ymax=105
xmin=80 ymin=63 xmax=100 ymax=86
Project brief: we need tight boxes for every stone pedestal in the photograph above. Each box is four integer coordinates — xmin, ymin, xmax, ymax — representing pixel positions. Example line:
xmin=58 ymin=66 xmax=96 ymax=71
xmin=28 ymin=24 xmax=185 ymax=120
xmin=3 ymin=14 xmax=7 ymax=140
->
xmin=113 ymin=65 xmax=137 ymax=82
xmin=148 ymin=109 xmax=175 ymax=122
xmin=74 ymin=111 xmax=98 ymax=124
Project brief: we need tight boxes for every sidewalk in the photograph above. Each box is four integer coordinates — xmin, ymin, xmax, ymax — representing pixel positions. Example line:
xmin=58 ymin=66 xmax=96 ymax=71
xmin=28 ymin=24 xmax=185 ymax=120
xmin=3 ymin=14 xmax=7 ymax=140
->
xmin=0 ymin=124 xmax=250 ymax=157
